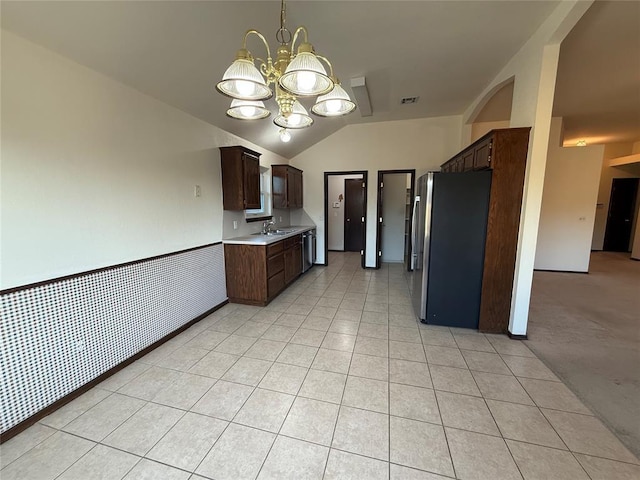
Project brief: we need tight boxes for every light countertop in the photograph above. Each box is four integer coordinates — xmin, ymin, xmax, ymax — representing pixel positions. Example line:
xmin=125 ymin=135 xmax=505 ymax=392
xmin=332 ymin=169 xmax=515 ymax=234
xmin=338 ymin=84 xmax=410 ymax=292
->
xmin=223 ymin=225 xmax=316 ymax=245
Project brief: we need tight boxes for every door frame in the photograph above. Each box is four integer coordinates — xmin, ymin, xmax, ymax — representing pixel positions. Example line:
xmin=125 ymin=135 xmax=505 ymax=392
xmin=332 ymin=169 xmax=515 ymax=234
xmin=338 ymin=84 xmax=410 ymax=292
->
xmin=375 ymin=169 xmax=416 ymax=269
xmin=324 ymin=171 xmax=369 ymax=268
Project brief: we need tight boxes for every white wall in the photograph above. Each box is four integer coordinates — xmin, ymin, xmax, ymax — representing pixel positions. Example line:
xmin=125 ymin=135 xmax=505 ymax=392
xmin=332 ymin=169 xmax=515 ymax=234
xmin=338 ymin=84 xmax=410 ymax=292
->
xmin=381 ymin=173 xmax=409 ymax=263
xmin=471 ymin=121 xmax=510 ymax=143
xmin=591 ymin=143 xmax=640 ymax=250
xmin=327 ymin=174 xmax=362 ymax=251
xmin=535 ymin=118 xmax=604 ymax=272
xmin=290 ymin=115 xmax=463 ymax=266
xmin=461 ymin=1 xmax=592 ymax=335
xmin=0 ymin=30 xmax=287 ymax=289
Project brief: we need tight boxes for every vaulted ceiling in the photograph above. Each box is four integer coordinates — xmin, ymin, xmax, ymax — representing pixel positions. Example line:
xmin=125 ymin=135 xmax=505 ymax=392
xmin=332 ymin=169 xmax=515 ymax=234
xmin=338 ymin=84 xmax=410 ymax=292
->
xmin=2 ymin=1 xmax=637 ymax=157
xmin=553 ymin=0 xmax=640 ymax=147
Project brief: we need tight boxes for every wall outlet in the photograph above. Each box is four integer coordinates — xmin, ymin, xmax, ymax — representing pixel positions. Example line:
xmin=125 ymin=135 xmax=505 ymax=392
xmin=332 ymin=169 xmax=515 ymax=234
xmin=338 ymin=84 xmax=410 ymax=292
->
xmin=233 ymin=220 xmax=238 ymax=230
xmin=194 ymin=185 xmax=201 ymax=197
xmin=75 ymin=340 xmax=85 ymax=352
xmin=279 ymin=216 xmax=282 ymax=222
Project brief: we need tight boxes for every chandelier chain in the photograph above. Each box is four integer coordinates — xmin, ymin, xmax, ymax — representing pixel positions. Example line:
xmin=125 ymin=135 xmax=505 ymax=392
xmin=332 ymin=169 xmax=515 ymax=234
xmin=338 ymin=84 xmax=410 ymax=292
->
xmin=275 ymin=0 xmax=292 ymax=45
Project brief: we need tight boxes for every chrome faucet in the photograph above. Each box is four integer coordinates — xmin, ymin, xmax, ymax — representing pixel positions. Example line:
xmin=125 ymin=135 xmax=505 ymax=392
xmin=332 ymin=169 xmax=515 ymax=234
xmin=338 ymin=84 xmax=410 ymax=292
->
xmin=262 ymin=219 xmax=275 ymax=234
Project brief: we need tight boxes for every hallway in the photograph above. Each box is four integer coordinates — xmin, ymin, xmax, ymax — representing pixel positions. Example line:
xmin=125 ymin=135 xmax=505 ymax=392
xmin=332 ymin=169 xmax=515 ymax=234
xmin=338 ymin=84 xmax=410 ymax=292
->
xmin=528 ymin=252 xmax=640 ymax=458
xmin=1 ymin=252 xmax=638 ymax=479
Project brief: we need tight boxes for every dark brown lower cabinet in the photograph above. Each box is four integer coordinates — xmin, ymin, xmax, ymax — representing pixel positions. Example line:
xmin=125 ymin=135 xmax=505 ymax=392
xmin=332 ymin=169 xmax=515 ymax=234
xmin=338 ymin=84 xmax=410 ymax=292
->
xmin=224 ymin=234 xmax=303 ymax=306
xmin=284 ymin=235 xmax=302 ymax=284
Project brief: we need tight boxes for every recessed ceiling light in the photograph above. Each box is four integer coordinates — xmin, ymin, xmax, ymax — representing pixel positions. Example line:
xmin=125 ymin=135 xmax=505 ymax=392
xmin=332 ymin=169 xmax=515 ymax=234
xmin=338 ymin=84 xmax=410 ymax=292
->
xmin=576 ymin=140 xmax=587 ymax=147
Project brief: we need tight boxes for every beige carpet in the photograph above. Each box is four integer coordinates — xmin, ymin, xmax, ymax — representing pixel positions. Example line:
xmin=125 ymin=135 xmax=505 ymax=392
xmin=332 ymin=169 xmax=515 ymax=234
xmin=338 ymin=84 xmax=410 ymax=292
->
xmin=528 ymin=251 xmax=640 ymax=457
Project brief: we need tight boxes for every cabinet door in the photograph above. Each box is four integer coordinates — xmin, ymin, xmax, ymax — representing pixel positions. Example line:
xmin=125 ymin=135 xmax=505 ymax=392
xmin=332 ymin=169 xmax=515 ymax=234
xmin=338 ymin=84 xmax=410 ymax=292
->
xmin=473 ymin=138 xmax=492 ymax=170
xmin=291 ymin=170 xmax=303 ymax=207
xmin=283 ymin=249 xmax=294 ymax=284
xmin=283 ymin=236 xmax=303 ymax=283
xmin=293 ymin=243 xmax=302 ymax=275
xmin=243 ymin=154 xmax=261 ymax=209
xmin=462 ymin=150 xmax=474 ymax=171
xmin=272 ymin=166 xmax=287 ymax=209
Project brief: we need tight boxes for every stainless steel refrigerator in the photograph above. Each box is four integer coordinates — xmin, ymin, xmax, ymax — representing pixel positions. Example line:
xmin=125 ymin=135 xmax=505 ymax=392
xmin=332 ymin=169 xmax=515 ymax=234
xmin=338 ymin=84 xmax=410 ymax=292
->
xmin=410 ymin=171 xmax=492 ymax=329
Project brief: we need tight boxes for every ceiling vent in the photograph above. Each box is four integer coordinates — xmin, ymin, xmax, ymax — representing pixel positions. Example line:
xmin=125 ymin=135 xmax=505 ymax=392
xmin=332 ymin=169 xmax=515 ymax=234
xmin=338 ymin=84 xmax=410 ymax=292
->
xmin=400 ymin=96 xmax=420 ymax=105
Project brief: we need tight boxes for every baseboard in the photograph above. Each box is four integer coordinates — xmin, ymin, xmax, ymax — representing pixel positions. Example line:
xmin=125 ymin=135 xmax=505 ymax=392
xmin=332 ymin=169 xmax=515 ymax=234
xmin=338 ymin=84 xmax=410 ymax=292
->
xmin=507 ymin=331 xmax=528 ymax=340
xmin=533 ymin=268 xmax=588 ymax=274
xmin=0 ymin=299 xmax=228 ymax=444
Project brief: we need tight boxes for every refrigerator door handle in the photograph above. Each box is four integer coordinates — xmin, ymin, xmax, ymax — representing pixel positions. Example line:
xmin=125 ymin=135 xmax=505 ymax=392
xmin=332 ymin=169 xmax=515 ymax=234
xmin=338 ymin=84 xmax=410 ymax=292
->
xmin=410 ymin=195 xmax=420 ymax=270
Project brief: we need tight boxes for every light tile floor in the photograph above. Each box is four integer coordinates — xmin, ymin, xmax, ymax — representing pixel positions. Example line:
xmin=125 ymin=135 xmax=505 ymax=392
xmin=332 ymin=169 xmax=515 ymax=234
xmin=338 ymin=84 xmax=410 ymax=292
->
xmin=2 ymin=252 xmax=639 ymax=479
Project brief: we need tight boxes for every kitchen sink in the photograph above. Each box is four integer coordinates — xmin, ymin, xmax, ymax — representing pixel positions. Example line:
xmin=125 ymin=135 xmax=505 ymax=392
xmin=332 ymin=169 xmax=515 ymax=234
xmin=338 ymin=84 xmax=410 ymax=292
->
xmin=250 ymin=228 xmax=297 ymax=236
xmin=251 ymin=231 xmax=287 ymax=236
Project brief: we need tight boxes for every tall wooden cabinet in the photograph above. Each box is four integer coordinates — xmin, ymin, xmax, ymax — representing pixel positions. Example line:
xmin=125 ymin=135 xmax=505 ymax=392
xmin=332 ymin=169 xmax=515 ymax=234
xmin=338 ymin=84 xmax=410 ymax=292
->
xmin=220 ymin=146 xmax=261 ymax=210
xmin=272 ymin=165 xmax=303 ymax=209
xmin=440 ymin=128 xmax=531 ymax=334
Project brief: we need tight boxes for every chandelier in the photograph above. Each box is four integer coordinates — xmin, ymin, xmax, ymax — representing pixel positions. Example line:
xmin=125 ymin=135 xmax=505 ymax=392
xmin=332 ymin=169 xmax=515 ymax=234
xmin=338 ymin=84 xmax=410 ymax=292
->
xmin=216 ymin=0 xmax=356 ymax=141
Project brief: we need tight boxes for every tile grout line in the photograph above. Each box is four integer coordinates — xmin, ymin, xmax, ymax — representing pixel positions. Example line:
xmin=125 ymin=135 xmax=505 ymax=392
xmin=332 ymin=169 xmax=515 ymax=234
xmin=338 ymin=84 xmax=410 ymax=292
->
xmin=387 ymin=266 xmax=392 ymax=479
xmin=319 ymin=260 xmax=362 ymax=479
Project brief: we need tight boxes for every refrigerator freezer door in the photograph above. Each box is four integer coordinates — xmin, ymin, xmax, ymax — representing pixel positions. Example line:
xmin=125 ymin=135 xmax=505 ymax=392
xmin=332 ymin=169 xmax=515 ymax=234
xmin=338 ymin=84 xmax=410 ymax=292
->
xmin=425 ymin=171 xmax=492 ymax=328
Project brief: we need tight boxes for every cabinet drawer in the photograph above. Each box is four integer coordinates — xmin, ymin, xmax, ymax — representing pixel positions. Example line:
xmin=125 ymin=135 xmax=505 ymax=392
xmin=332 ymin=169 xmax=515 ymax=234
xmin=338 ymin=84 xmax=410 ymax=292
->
xmin=267 ymin=252 xmax=284 ymax=277
xmin=285 ymin=234 xmax=302 ymax=249
xmin=267 ymin=240 xmax=283 ymax=257
xmin=268 ymin=271 xmax=285 ymax=298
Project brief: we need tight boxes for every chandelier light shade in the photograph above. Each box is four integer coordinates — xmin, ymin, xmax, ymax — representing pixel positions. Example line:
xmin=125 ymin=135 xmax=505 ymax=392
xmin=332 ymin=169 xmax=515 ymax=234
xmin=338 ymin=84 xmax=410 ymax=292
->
xmin=312 ymin=83 xmax=356 ymax=117
xmin=279 ymin=47 xmax=333 ymax=97
xmin=274 ymin=100 xmax=313 ymax=129
xmin=216 ymin=57 xmax=272 ymax=101
xmin=227 ymin=99 xmax=271 ymax=120
xmin=215 ymin=0 xmax=355 ymax=140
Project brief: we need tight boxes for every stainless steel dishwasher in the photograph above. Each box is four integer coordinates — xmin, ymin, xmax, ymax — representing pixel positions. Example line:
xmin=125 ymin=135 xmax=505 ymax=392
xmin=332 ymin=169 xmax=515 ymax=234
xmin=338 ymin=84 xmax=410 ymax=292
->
xmin=301 ymin=229 xmax=316 ymax=272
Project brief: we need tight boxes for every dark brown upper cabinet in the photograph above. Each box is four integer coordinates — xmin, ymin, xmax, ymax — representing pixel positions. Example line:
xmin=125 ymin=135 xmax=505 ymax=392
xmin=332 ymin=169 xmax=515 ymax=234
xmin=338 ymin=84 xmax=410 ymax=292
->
xmin=473 ymin=137 xmax=492 ymax=170
xmin=272 ymin=165 xmax=303 ymax=209
xmin=220 ymin=146 xmax=261 ymax=210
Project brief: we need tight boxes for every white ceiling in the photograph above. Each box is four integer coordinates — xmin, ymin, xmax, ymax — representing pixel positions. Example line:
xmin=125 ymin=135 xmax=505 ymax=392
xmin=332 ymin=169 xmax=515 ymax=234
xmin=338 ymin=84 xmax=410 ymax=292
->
xmin=1 ymin=1 xmax=570 ymax=158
